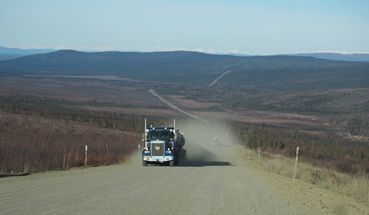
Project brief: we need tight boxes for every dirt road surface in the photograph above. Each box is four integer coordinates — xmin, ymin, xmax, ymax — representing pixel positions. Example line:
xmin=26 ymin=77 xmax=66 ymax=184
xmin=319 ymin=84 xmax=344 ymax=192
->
xmin=0 ymin=120 xmax=298 ymax=215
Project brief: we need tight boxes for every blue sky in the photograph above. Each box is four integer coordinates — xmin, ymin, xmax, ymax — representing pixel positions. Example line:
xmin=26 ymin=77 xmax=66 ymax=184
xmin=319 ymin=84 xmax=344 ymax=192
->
xmin=1 ymin=0 xmax=368 ymax=54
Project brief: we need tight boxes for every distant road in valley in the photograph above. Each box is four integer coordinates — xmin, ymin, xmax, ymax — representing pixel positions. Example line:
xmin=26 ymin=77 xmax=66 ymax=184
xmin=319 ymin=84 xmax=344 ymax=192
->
xmin=208 ymin=70 xmax=232 ymax=86
xmin=148 ymin=89 xmax=208 ymax=124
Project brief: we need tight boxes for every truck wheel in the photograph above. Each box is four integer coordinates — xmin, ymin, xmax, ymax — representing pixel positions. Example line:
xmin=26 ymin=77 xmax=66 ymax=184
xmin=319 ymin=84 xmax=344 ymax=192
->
xmin=143 ymin=161 xmax=147 ymax=166
xmin=169 ymin=160 xmax=174 ymax=167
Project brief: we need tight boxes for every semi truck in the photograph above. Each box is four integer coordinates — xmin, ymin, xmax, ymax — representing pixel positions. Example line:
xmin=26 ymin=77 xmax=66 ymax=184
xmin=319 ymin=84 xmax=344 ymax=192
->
xmin=142 ymin=119 xmax=186 ymax=166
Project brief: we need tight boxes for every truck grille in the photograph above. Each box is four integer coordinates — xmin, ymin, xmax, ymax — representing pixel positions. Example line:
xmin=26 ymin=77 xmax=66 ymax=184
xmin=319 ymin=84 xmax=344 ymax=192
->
xmin=151 ymin=143 xmax=164 ymax=156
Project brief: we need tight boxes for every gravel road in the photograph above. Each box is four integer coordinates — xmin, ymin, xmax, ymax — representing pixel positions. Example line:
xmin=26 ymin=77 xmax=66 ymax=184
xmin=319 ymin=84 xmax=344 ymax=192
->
xmin=208 ymin=70 xmax=232 ymax=86
xmin=0 ymin=120 xmax=298 ymax=215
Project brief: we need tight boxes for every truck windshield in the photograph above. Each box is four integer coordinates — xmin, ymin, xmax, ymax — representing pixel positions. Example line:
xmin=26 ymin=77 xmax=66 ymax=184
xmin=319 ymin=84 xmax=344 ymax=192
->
xmin=148 ymin=130 xmax=173 ymax=140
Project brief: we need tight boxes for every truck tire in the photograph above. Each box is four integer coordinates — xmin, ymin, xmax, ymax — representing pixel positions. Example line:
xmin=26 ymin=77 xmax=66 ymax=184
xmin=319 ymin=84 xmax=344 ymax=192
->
xmin=169 ymin=160 xmax=174 ymax=167
xmin=143 ymin=161 xmax=147 ymax=166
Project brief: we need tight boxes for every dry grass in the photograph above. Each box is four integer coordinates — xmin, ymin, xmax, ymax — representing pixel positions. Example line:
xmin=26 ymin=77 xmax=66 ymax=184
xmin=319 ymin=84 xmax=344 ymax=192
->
xmin=241 ymin=147 xmax=369 ymax=207
xmin=0 ymin=112 xmax=139 ymax=174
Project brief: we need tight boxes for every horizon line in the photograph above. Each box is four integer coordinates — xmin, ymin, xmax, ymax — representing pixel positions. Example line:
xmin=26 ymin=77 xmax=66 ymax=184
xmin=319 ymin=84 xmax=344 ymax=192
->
xmin=1 ymin=45 xmax=369 ymax=56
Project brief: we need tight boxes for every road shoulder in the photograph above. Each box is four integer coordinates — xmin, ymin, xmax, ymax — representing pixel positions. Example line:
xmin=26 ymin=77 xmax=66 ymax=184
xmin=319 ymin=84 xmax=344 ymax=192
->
xmin=236 ymin=146 xmax=369 ymax=215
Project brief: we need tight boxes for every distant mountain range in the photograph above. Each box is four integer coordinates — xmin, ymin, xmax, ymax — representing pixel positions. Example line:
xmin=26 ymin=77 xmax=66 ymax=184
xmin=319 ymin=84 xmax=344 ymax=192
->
xmin=0 ymin=49 xmax=368 ymax=90
xmin=1 ymin=46 xmax=369 ymax=62
xmin=0 ymin=46 xmax=53 ymax=60
xmin=289 ymin=53 xmax=369 ymax=63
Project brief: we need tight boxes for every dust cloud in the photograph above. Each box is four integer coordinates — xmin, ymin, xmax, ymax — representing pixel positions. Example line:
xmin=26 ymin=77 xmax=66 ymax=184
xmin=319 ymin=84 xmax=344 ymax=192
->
xmin=127 ymin=118 xmax=240 ymax=167
xmin=177 ymin=119 xmax=239 ymax=166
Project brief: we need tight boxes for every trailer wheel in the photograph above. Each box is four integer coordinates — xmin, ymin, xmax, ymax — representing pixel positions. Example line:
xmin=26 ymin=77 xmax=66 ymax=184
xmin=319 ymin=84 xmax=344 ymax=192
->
xmin=169 ymin=160 xmax=174 ymax=167
xmin=143 ymin=161 xmax=147 ymax=166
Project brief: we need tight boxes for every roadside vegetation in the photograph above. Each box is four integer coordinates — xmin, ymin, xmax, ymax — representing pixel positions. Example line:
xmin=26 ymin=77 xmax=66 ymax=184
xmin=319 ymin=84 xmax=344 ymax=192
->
xmin=231 ymin=121 xmax=369 ymax=175
xmin=0 ymin=113 xmax=138 ymax=174
xmin=240 ymin=147 xmax=369 ymax=206
xmin=228 ymin=118 xmax=369 ymax=206
xmin=0 ymin=95 xmax=168 ymax=175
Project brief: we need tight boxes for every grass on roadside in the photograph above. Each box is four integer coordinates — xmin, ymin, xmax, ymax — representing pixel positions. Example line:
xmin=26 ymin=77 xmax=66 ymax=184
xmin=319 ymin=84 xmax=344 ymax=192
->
xmin=0 ymin=113 xmax=140 ymax=174
xmin=241 ymin=147 xmax=369 ymax=207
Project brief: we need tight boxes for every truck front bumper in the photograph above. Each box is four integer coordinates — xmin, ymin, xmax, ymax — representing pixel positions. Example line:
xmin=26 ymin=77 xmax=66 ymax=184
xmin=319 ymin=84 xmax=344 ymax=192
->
xmin=143 ymin=156 xmax=174 ymax=163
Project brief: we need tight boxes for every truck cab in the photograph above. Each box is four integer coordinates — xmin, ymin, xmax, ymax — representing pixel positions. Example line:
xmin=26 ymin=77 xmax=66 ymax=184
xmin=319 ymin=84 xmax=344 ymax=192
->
xmin=142 ymin=119 xmax=185 ymax=166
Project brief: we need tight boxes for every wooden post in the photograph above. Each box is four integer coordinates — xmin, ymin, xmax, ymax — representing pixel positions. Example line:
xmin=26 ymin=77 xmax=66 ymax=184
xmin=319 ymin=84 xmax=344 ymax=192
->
xmin=105 ymin=143 xmax=110 ymax=155
xmin=84 ymin=145 xmax=88 ymax=167
xmin=293 ymin=146 xmax=300 ymax=183
xmin=258 ymin=148 xmax=261 ymax=167
xmin=62 ymin=148 xmax=67 ymax=169
xmin=23 ymin=161 xmax=29 ymax=174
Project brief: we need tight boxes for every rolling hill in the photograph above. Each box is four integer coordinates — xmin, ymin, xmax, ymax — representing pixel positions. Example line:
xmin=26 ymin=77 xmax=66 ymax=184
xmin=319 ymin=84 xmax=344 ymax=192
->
xmin=0 ymin=46 xmax=53 ymax=60
xmin=291 ymin=53 xmax=369 ymax=62
xmin=0 ymin=50 xmax=368 ymax=89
